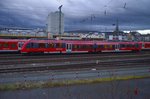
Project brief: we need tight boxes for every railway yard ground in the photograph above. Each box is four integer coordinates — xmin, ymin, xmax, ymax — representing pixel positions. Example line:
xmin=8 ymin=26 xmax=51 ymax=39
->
xmin=0 ymin=51 xmax=150 ymax=91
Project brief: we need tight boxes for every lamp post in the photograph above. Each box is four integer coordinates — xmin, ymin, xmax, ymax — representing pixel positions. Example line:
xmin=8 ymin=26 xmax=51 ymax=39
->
xmin=58 ymin=5 xmax=63 ymax=37
xmin=116 ymin=19 xmax=119 ymax=37
xmin=113 ymin=19 xmax=119 ymax=41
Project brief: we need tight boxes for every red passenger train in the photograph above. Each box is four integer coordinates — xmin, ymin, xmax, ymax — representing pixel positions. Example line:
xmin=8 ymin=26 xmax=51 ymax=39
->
xmin=0 ymin=39 xmax=27 ymax=52
xmin=21 ymin=39 xmax=142 ymax=54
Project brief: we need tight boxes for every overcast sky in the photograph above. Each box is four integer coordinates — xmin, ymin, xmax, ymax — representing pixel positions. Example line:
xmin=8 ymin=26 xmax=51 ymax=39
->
xmin=0 ymin=0 xmax=150 ymax=32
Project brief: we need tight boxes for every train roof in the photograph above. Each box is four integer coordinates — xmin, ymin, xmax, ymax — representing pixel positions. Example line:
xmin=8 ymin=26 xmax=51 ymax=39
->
xmin=0 ymin=39 xmax=27 ymax=42
xmin=26 ymin=39 xmax=144 ymax=44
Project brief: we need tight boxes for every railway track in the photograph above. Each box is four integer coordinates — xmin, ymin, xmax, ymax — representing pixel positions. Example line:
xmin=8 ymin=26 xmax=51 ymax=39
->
xmin=0 ymin=57 xmax=149 ymax=73
xmin=0 ymin=51 xmax=149 ymax=60
xmin=0 ymin=53 xmax=150 ymax=65
xmin=0 ymin=51 xmax=149 ymax=74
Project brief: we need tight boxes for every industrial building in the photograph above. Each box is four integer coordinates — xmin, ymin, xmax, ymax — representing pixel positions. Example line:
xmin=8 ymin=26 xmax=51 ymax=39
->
xmin=46 ymin=11 xmax=64 ymax=34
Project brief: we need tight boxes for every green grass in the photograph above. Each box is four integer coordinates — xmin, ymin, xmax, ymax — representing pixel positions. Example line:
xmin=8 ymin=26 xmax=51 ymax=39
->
xmin=0 ymin=75 xmax=149 ymax=91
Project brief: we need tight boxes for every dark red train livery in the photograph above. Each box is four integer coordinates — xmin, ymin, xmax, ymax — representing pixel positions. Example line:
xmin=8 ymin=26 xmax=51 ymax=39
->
xmin=21 ymin=39 xmax=143 ymax=54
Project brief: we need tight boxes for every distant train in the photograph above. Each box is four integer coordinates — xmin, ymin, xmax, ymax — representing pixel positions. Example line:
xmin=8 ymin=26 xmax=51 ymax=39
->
xmin=21 ymin=39 xmax=144 ymax=54
xmin=0 ymin=39 xmax=27 ymax=52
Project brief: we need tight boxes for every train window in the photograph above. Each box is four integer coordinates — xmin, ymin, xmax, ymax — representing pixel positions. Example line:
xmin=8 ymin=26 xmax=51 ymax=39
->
xmin=93 ymin=44 xmax=97 ymax=49
xmin=81 ymin=45 xmax=84 ymax=49
xmin=49 ymin=43 xmax=52 ymax=48
xmin=59 ymin=43 xmax=61 ymax=48
xmin=72 ymin=45 xmax=76 ymax=49
xmin=84 ymin=45 xmax=87 ymax=49
xmin=89 ymin=45 xmax=92 ymax=49
xmin=59 ymin=43 xmax=62 ymax=48
xmin=107 ymin=45 xmax=110 ymax=49
xmin=109 ymin=45 xmax=112 ymax=49
xmin=126 ymin=44 xmax=132 ymax=48
xmin=86 ymin=45 xmax=90 ymax=49
xmin=73 ymin=45 xmax=76 ymax=49
xmin=104 ymin=45 xmax=107 ymax=49
xmin=99 ymin=45 xmax=104 ymax=49
xmin=72 ymin=45 xmax=74 ymax=49
xmin=126 ymin=44 xmax=130 ymax=47
xmin=77 ymin=45 xmax=80 ymax=49
xmin=126 ymin=44 xmax=128 ymax=47
xmin=26 ymin=43 xmax=31 ymax=48
xmin=87 ymin=45 xmax=89 ymax=49
xmin=11 ymin=44 xmax=16 ymax=48
xmin=3 ymin=43 xmax=9 ymax=48
xmin=82 ymin=45 xmax=86 ymax=49
xmin=80 ymin=45 xmax=83 ymax=49
xmin=129 ymin=44 xmax=133 ymax=47
xmin=53 ymin=43 xmax=56 ymax=48
xmin=55 ymin=43 xmax=62 ymax=48
xmin=97 ymin=45 xmax=101 ymax=49
xmin=97 ymin=45 xmax=100 ymax=48
xmin=32 ymin=43 xmax=39 ymax=48
xmin=86 ymin=45 xmax=91 ymax=49
xmin=135 ymin=44 xmax=139 ymax=48
xmin=75 ymin=45 xmax=78 ymax=49
xmin=45 ymin=43 xmax=49 ymax=48
xmin=0 ymin=44 xmax=2 ymax=48
xmin=120 ymin=44 xmax=125 ymax=48
xmin=49 ymin=43 xmax=54 ymax=48
xmin=18 ymin=43 xmax=21 ymax=48
xmin=112 ymin=45 xmax=115 ymax=49
xmin=62 ymin=43 xmax=66 ymax=48
xmin=55 ymin=43 xmax=58 ymax=48
xmin=79 ymin=45 xmax=81 ymax=49
xmin=82 ymin=45 xmax=89 ymax=49
xmin=31 ymin=43 xmax=34 ymax=48
xmin=39 ymin=43 xmax=45 ymax=48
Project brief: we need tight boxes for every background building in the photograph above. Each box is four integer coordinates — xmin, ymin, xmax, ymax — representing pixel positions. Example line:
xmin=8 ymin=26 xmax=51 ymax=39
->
xmin=46 ymin=11 xmax=64 ymax=34
xmin=0 ymin=28 xmax=46 ymax=39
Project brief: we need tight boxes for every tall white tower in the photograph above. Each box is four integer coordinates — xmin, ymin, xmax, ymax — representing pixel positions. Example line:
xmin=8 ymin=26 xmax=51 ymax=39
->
xmin=47 ymin=11 xmax=64 ymax=34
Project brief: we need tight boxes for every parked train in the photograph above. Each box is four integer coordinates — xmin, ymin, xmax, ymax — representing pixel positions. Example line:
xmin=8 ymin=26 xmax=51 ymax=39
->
xmin=21 ymin=39 xmax=143 ymax=54
xmin=0 ymin=39 xmax=27 ymax=52
xmin=0 ymin=38 xmax=149 ymax=54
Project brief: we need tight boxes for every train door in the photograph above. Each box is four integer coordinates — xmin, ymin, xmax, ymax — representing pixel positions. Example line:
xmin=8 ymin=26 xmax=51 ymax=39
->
xmin=115 ymin=44 xmax=120 ymax=51
xmin=18 ymin=42 xmax=24 ymax=50
xmin=66 ymin=43 xmax=72 ymax=53
xmin=142 ymin=43 xmax=145 ymax=49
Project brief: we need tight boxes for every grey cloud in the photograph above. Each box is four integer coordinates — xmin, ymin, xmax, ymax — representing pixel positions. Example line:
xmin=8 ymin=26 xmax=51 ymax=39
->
xmin=0 ymin=0 xmax=150 ymax=31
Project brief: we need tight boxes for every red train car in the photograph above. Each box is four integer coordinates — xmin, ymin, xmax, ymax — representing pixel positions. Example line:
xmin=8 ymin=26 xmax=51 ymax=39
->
xmin=0 ymin=39 xmax=27 ymax=52
xmin=21 ymin=39 xmax=142 ymax=54
xmin=95 ymin=41 xmax=141 ymax=52
xmin=142 ymin=42 xmax=150 ymax=50
xmin=21 ymin=39 xmax=66 ymax=54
